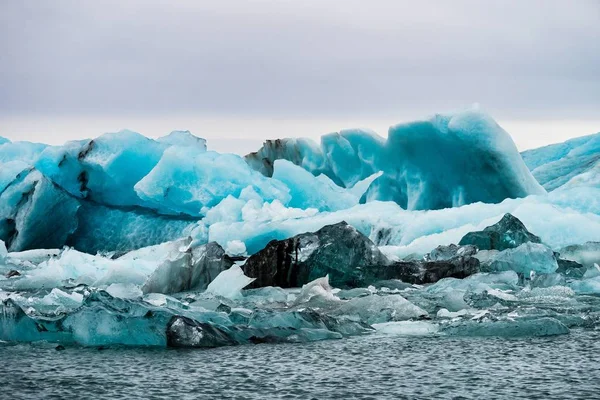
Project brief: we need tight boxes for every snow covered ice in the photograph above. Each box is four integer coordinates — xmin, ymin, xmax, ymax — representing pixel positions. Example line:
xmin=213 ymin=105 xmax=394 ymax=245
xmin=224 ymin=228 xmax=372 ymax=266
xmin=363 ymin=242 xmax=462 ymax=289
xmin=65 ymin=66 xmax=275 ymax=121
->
xmin=1 ymin=108 xmax=600 ymax=348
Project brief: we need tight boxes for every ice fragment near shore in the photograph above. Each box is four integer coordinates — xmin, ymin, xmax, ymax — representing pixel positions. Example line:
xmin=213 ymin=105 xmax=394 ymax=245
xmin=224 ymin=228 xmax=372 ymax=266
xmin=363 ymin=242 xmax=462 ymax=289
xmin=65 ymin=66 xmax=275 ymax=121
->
xmin=206 ymin=265 xmax=255 ymax=300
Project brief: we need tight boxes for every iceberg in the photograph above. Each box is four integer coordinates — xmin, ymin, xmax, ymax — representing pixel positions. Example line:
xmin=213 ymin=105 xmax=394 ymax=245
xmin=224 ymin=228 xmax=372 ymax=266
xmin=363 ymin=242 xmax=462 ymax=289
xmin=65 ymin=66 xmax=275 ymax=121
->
xmin=521 ymin=132 xmax=600 ymax=191
xmin=134 ymin=148 xmax=290 ymax=216
xmin=0 ymin=109 xmax=599 ymax=349
xmin=248 ymin=109 xmax=545 ymax=210
xmin=35 ymin=130 xmax=167 ymax=209
xmin=0 ymin=170 xmax=80 ymax=251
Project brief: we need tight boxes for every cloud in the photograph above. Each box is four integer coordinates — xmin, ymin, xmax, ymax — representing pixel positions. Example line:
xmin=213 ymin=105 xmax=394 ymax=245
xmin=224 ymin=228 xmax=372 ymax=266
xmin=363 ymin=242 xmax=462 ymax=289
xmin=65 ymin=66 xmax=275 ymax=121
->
xmin=0 ymin=0 xmax=599 ymax=119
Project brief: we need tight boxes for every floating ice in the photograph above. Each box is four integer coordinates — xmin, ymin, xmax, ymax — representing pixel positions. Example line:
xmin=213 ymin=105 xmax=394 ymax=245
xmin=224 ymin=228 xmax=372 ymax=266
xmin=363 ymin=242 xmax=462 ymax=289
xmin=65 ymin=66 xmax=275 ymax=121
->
xmin=206 ymin=265 xmax=255 ymax=300
xmin=209 ymin=188 xmax=600 ymax=257
xmin=0 ymin=111 xmax=599 ymax=349
xmin=441 ymin=317 xmax=569 ymax=337
xmin=334 ymin=294 xmax=427 ymax=324
xmin=484 ymin=243 xmax=558 ymax=275
xmin=558 ymin=242 xmax=600 ymax=268
xmin=372 ymin=321 xmax=439 ymax=336
xmin=569 ymin=276 xmax=600 ymax=295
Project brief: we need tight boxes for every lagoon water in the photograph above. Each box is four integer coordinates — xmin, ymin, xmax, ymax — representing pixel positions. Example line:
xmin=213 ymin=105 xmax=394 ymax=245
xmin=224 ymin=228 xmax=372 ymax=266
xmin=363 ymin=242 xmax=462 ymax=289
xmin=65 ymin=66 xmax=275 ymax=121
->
xmin=2 ymin=329 xmax=599 ymax=400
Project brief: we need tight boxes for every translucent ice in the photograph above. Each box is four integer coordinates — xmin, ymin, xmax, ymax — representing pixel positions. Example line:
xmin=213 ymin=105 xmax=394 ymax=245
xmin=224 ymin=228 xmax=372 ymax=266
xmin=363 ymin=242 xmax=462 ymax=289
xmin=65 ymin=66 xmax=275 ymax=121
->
xmin=271 ymin=159 xmax=362 ymax=211
xmin=0 ymin=139 xmax=48 ymax=164
xmin=248 ymin=109 xmax=545 ymax=210
xmin=521 ymin=132 xmax=600 ymax=191
xmin=557 ymin=242 xmax=600 ymax=268
xmin=485 ymin=243 xmax=558 ymax=275
xmin=0 ymin=170 xmax=80 ymax=251
xmin=135 ymin=148 xmax=290 ymax=216
xmin=35 ymin=130 xmax=167 ymax=208
xmin=372 ymin=321 xmax=439 ymax=336
xmin=206 ymin=265 xmax=256 ymax=300
xmin=441 ymin=317 xmax=569 ymax=337
xmin=209 ymin=189 xmax=600 ymax=257
xmin=157 ymin=130 xmax=207 ymax=151
xmin=334 ymin=294 xmax=427 ymax=324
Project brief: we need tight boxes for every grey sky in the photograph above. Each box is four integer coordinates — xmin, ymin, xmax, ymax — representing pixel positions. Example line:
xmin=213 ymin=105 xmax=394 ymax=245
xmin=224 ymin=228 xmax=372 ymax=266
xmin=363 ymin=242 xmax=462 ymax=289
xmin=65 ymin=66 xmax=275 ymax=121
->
xmin=1 ymin=0 xmax=599 ymax=153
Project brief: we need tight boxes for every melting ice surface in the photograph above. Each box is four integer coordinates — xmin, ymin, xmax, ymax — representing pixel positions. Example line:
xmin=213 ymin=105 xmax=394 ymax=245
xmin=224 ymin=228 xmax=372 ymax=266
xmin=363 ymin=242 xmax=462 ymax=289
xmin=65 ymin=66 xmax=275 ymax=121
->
xmin=0 ymin=108 xmax=599 ymax=350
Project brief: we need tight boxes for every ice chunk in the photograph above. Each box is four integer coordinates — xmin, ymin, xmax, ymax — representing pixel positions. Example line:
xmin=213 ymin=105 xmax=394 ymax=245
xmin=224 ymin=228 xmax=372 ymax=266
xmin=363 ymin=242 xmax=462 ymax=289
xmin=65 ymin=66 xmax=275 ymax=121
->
xmin=293 ymin=275 xmax=339 ymax=305
xmin=530 ymin=273 xmax=566 ymax=288
xmin=372 ymin=321 xmax=439 ymax=336
xmin=485 ymin=243 xmax=558 ymax=275
xmin=0 ymin=299 xmax=73 ymax=343
xmin=189 ymin=242 xmax=235 ymax=291
xmin=135 ymin=148 xmax=290 ymax=216
xmin=245 ymin=137 xmax=335 ymax=182
xmin=35 ymin=131 xmax=167 ymax=208
xmin=242 ymin=286 xmax=289 ymax=305
xmin=583 ymin=263 xmax=600 ymax=279
xmin=140 ymin=251 xmax=192 ymax=295
xmin=67 ymin=201 xmax=197 ymax=254
xmin=334 ymin=294 xmax=427 ymax=324
xmin=242 ymin=221 xmax=390 ymax=288
xmin=39 ymin=288 xmax=84 ymax=308
xmin=225 ymin=240 xmax=246 ymax=256
xmin=6 ymin=248 xmax=61 ymax=265
xmin=206 ymin=265 xmax=255 ymax=300
xmin=0 ymin=140 xmax=48 ymax=164
xmin=0 ymin=240 xmax=6 ymax=260
xmin=0 ymin=160 xmax=30 ymax=192
xmin=521 ymin=132 xmax=600 ymax=191
xmin=272 ymin=159 xmax=360 ymax=211
xmin=458 ymin=213 xmax=541 ymax=251
xmin=106 ymin=283 xmax=144 ymax=299
xmin=0 ymin=170 xmax=80 ymax=251
xmin=321 ymin=129 xmax=384 ymax=188
xmin=62 ymin=292 xmax=172 ymax=347
xmin=9 ymin=239 xmax=202 ymax=292
xmin=248 ymin=109 xmax=545 ymax=210
xmin=569 ymin=276 xmax=600 ymax=295
xmin=425 ymin=244 xmax=477 ymax=261
xmin=441 ymin=317 xmax=569 ymax=337
xmin=557 ymin=242 xmax=600 ymax=268
xmin=210 ymin=188 xmax=600 ymax=259
xmin=166 ymin=316 xmax=237 ymax=348
xmin=426 ymin=271 xmax=519 ymax=295
xmin=157 ymin=130 xmax=207 ymax=151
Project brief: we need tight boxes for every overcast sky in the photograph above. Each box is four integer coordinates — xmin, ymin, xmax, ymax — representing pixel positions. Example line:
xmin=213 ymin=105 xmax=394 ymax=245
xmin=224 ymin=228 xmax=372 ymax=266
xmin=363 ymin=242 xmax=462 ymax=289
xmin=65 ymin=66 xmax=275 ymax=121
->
xmin=1 ymin=0 xmax=599 ymax=153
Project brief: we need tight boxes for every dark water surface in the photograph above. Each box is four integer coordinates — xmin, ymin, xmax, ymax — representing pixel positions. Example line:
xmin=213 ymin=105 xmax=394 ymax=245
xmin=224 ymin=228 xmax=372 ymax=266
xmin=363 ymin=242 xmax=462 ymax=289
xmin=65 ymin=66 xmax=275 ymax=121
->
xmin=2 ymin=330 xmax=599 ymax=400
